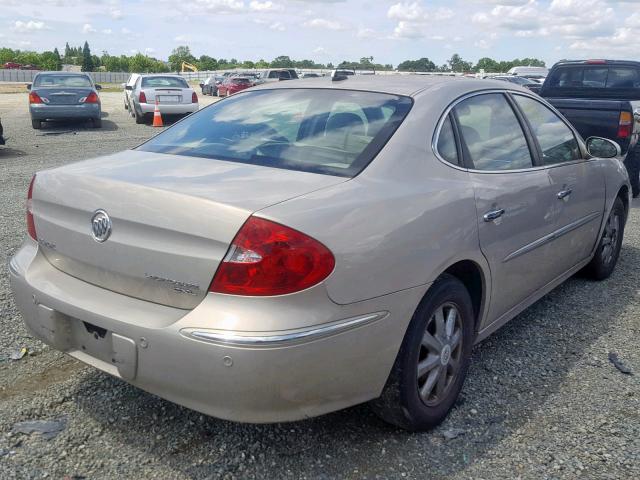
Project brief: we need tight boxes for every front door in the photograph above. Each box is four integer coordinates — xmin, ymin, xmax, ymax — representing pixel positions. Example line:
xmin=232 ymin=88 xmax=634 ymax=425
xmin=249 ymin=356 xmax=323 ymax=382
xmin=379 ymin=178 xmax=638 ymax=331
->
xmin=512 ymin=94 xmax=606 ymax=276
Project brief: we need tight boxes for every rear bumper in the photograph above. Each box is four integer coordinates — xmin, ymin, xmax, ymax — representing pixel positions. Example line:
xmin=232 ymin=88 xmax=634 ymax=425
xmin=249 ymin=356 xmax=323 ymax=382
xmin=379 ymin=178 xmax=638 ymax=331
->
xmin=9 ymin=239 xmax=423 ymax=423
xmin=30 ymin=103 xmax=100 ymax=120
xmin=138 ymin=103 xmax=198 ymax=115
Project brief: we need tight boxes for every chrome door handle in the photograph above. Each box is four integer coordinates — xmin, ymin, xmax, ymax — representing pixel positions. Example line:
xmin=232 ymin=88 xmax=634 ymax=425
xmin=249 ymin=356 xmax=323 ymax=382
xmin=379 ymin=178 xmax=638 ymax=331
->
xmin=483 ymin=208 xmax=505 ymax=222
xmin=557 ymin=189 xmax=573 ymax=200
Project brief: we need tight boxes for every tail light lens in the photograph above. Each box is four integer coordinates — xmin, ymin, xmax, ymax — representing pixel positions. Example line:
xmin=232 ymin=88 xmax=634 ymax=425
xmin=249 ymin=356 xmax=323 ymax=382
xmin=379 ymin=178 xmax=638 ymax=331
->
xmin=191 ymin=91 xmax=198 ymax=103
xmin=29 ymin=92 xmax=46 ymax=104
xmin=27 ymin=175 xmax=37 ymax=240
xmin=210 ymin=217 xmax=335 ymax=296
xmin=80 ymin=92 xmax=100 ymax=103
xmin=139 ymin=91 xmax=147 ymax=103
xmin=618 ymin=111 xmax=633 ymax=139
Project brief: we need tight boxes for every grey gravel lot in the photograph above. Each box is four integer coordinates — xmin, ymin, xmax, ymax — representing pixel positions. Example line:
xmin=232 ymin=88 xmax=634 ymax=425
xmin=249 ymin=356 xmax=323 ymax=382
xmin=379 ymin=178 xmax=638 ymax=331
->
xmin=1 ymin=91 xmax=639 ymax=480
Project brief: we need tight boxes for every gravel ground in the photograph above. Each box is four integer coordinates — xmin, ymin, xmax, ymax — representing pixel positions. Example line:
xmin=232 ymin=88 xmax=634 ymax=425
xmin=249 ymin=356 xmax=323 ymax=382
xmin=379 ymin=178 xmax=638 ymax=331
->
xmin=0 ymin=91 xmax=638 ymax=479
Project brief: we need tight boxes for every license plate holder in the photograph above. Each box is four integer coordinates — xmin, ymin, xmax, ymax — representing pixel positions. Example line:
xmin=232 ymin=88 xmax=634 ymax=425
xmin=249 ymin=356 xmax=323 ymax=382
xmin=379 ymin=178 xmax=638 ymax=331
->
xmin=158 ymin=95 xmax=180 ymax=104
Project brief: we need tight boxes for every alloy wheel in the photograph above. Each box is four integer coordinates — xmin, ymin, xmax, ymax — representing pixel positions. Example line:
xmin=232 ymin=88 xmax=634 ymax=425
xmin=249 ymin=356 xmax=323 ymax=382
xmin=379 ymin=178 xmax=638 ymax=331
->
xmin=601 ymin=209 xmax=620 ymax=266
xmin=417 ymin=302 xmax=463 ymax=406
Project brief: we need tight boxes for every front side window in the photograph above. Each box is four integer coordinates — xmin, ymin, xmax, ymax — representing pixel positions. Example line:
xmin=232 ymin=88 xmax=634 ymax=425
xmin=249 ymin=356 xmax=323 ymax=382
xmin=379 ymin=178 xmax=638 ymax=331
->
xmin=454 ymin=93 xmax=533 ymax=171
xmin=138 ymin=89 xmax=412 ymax=177
xmin=514 ymin=95 xmax=581 ymax=165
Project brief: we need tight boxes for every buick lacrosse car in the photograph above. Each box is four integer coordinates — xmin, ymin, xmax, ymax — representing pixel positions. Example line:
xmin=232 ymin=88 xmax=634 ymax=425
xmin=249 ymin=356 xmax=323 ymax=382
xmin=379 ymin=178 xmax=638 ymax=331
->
xmin=10 ymin=76 xmax=630 ymax=431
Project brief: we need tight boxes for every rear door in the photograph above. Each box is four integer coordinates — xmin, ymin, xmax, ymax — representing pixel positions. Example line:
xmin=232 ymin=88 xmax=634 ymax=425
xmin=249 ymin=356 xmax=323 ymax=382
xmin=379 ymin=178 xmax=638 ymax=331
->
xmin=513 ymin=93 xmax=605 ymax=273
xmin=454 ymin=92 xmax=559 ymax=323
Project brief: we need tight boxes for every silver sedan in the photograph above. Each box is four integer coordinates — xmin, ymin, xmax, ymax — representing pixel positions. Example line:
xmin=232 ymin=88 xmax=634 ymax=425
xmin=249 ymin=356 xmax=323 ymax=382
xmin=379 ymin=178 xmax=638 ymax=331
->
xmin=10 ymin=76 xmax=630 ymax=431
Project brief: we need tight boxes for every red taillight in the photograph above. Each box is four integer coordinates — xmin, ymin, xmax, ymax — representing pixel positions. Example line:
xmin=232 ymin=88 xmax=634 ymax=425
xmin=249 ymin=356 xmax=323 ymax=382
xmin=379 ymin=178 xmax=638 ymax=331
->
xmin=618 ymin=111 xmax=633 ymax=139
xmin=139 ymin=91 xmax=147 ymax=103
xmin=191 ymin=91 xmax=198 ymax=103
xmin=29 ymin=91 xmax=43 ymax=104
xmin=27 ymin=175 xmax=37 ymax=240
xmin=210 ymin=217 xmax=335 ymax=296
xmin=82 ymin=92 xmax=100 ymax=103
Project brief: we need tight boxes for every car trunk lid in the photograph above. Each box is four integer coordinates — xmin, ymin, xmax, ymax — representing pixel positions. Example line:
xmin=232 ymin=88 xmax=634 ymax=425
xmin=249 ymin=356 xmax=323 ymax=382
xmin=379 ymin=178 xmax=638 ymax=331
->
xmin=32 ymin=150 xmax=346 ymax=309
xmin=36 ymin=88 xmax=93 ymax=105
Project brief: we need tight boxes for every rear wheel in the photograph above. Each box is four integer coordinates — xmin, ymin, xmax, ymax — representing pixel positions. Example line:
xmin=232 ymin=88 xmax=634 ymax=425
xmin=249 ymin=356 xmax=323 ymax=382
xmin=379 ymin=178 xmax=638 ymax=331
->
xmin=134 ymin=109 xmax=145 ymax=125
xmin=583 ymin=197 xmax=625 ymax=280
xmin=31 ymin=118 xmax=41 ymax=129
xmin=124 ymin=100 xmax=129 ymax=110
xmin=371 ymin=274 xmax=474 ymax=431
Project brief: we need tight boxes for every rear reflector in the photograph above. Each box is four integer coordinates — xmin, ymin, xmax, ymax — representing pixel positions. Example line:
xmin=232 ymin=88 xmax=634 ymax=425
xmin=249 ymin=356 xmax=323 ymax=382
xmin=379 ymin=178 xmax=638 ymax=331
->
xmin=139 ymin=91 xmax=147 ymax=103
xmin=27 ymin=175 xmax=37 ymax=240
xmin=210 ymin=217 xmax=335 ymax=296
xmin=618 ymin=111 xmax=633 ymax=139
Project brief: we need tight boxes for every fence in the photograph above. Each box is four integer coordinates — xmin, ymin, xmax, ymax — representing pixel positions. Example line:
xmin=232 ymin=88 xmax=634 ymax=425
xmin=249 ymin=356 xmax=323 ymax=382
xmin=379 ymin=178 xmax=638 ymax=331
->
xmin=0 ymin=68 xmax=474 ymax=84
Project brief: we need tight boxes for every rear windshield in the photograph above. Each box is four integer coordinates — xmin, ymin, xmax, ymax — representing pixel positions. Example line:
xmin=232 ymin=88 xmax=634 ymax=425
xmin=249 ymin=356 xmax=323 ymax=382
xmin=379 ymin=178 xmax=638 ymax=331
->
xmin=232 ymin=78 xmax=251 ymax=84
xmin=544 ymin=66 xmax=640 ymax=99
xmin=141 ymin=76 xmax=189 ymax=88
xmin=138 ymin=89 xmax=412 ymax=177
xmin=34 ymin=74 xmax=92 ymax=88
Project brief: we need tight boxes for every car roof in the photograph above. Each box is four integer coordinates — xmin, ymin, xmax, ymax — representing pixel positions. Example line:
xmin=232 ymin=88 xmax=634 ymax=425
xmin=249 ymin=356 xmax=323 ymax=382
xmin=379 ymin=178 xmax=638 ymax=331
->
xmin=139 ymin=74 xmax=184 ymax=78
xmin=35 ymin=71 xmax=90 ymax=76
xmin=553 ymin=59 xmax=640 ymax=68
xmin=249 ymin=75 xmax=527 ymax=98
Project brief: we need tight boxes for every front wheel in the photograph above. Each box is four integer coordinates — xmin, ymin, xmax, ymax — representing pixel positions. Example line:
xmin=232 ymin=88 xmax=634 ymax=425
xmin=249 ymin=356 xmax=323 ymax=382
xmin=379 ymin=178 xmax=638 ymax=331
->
xmin=371 ymin=274 xmax=474 ymax=431
xmin=583 ymin=197 xmax=625 ymax=280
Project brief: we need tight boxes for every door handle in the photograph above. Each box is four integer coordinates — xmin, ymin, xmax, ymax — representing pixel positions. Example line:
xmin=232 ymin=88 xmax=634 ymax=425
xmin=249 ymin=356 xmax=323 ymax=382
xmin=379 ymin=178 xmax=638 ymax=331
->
xmin=557 ymin=189 xmax=573 ymax=200
xmin=483 ymin=208 xmax=505 ymax=222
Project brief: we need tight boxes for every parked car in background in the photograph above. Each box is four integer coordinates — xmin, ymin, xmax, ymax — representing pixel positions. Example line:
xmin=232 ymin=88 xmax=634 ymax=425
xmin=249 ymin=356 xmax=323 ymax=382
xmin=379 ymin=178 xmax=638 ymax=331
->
xmin=0 ymin=117 xmax=4 ymax=145
xmin=490 ymin=75 xmax=539 ymax=89
xmin=540 ymin=60 xmax=640 ymax=195
xmin=217 ymin=76 xmax=253 ymax=96
xmin=122 ymin=73 xmax=140 ymax=111
xmin=257 ymin=69 xmax=299 ymax=83
xmin=28 ymin=72 xmax=102 ymax=129
xmin=200 ymin=75 xmax=224 ymax=96
xmin=127 ymin=74 xmax=198 ymax=124
xmin=508 ymin=66 xmax=549 ymax=78
xmin=301 ymin=72 xmax=322 ymax=78
xmin=10 ymin=76 xmax=629 ymax=432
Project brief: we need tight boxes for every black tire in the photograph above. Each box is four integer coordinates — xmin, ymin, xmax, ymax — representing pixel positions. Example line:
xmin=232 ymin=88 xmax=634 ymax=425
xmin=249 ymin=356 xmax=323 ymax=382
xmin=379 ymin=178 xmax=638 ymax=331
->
xmin=92 ymin=118 xmax=102 ymax=128
xmin=134 ymin=109 xmax=145 ymax=125
xmin=583 ymin=197 xmax=626 ymax=280
xmin=624 ymin=147 xmax=640 ymax=198
xmin=371 ymin=274 xmax=475 ymax=431
xmin=31 ymin=118 xmax=41 ymax=129
xmin=124 ymin=101 xmax=129 ymax=110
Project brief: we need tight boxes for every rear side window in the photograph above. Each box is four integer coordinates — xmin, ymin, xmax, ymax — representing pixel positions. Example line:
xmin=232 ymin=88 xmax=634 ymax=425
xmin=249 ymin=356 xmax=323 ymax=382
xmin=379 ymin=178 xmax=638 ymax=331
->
xmin=436 ymin=116 xmax=459 ymax=165
xmin=453 ymin=93 xmax=533 ymax=171
xmin=141 ymin=77 xmax=189 ymax=88
xmin=137 ymin=89 xmax=413 ymax=177
xmin=514 ymin=95 xmax=581 ymax=165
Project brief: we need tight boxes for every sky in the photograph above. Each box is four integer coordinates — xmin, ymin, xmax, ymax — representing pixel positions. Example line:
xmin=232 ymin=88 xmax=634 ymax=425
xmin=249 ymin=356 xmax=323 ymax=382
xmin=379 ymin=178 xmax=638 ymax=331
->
xmin=1 ymin=0 xmax=639 ymax=67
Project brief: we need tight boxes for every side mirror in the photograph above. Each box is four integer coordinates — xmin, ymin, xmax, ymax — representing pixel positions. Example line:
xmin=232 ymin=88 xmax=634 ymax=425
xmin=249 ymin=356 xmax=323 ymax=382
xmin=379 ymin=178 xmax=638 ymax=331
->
xmin=586 ymin=137 xmax=621 ymax=159
xmin=27 ymin=84 xmax=32 ymax=90
xmin=95 ymin=84 xmax=102 ymax=90
xmin=199 ymin=83 xmax=204 ymax=88
xmin=125 ymin=85 xmax=133 ymax=91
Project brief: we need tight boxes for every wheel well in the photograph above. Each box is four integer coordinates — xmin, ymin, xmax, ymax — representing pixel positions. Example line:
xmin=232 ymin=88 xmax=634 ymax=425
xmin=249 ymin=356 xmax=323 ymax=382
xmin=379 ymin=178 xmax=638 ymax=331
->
xmin=442 ymin=261 xmax=484 ymax=330
xmin=617 ymin=186 xmax=629 ymax=219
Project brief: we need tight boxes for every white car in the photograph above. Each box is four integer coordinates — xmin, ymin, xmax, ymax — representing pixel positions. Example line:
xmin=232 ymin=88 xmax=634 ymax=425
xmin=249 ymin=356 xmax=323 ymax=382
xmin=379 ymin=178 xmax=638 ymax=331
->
xmin=122 ymin=74 xmax=140 ymax=111
xmin=127 ymin=74 xmax=199 ymax=124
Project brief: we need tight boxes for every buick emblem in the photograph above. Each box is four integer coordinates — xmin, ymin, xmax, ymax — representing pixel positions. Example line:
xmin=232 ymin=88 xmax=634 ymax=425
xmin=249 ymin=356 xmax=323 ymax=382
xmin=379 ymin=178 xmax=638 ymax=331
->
xmin=91 ymin=209 xmax=112 ymax=243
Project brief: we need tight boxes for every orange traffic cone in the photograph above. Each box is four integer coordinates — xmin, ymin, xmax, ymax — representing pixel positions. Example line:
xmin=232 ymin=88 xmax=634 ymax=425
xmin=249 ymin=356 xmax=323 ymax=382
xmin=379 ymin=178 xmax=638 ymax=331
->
xmin=152 ymin=100 xmax=163 ymax=127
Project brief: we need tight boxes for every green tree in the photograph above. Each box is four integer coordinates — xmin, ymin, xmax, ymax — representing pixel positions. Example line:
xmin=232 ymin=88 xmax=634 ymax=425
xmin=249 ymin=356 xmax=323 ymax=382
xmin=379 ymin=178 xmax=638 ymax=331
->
xmin=168 ymin=45 xmax=196 ymax=71
xmin=81 ymin=41 xmax=94 ymax=72
xmin=447 ymin=54 xmax=472 ymax=72
xmin=271 ymin=55 xmax=294 ymax=68
xmin=198 ymin=55 xmax=218 ymax=71
xmin=53 ymin=48 xmax=62 ymax=70
xmin=397 ymin=57 xmax=436 ymax=72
